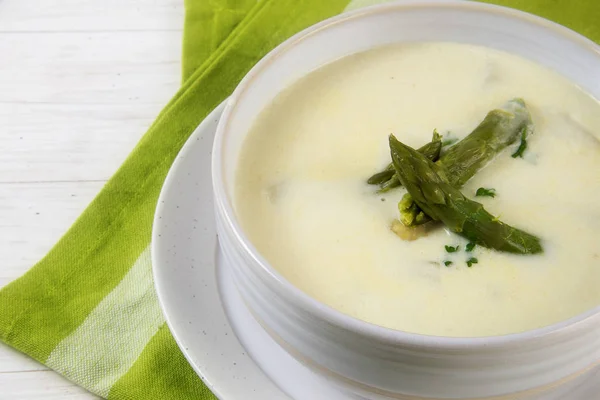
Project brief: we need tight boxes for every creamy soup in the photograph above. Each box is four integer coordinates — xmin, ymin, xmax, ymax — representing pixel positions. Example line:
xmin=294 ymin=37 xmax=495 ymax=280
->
xmin=234 ymin=42 xmax=600 ymax=337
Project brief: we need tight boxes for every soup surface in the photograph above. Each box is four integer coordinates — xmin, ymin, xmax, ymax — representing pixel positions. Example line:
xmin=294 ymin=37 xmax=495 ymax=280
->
xmin=234 ymin=42 xmax=600 ymax=337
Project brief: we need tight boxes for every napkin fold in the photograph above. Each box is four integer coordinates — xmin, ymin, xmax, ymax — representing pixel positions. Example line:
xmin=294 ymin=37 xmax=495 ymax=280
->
xmin=0 ymin=0 xmax=598 ymax=399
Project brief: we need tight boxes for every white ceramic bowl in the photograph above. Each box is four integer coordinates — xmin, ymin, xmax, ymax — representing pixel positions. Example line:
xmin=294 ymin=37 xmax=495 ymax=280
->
xmin=212 ymin=2 xmax=600 ymax=399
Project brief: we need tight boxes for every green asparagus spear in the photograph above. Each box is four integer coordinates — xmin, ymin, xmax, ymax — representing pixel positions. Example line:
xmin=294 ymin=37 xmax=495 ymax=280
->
xmin=366 ymin=165 xmax=395 ymax=185
xmin=400 ymin=98 xmax=533 ymax=226
xmin=367 ymin=131 xmax=442 ymax=190
xmin=419 ymin=131 xmax=443 ymax=161
xmin=389 ymin=135 xmax=543 ymax=255
xmin=378 ymin=174 xmax=401 ymax=193
xmin=441 ymin=98 xmax=533 ymax=187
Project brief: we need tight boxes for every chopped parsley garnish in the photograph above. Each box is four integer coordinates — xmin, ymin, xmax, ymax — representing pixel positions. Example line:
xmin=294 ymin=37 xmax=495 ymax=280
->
xmin=465 ymin=242 xmax=476 ymax=252
xmin=511 ymin=126 xmax=528 ymax=158
xmin=475 ymin=187 xmax=496 ymax=198
xmin=445 ymin=245 xmax=459 ymax=253
xmin=444 ymin=261 xmax=453 ymax=267
xmin=466 ymin=257 xmax=479 ymax=268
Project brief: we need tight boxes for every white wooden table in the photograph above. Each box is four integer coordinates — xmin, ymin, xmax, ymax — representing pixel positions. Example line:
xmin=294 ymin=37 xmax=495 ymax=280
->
xmin=0 ymin=1 xmax=184 ymax=397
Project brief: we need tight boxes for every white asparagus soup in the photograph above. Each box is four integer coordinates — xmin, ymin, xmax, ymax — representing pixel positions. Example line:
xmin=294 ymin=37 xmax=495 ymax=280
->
xmin=234 ymin=42 xmax=600 ymax=337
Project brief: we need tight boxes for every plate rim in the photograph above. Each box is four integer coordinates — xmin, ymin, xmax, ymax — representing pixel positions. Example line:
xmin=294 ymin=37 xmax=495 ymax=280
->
xmin=151 ymin=100 xmax=290 ymax=399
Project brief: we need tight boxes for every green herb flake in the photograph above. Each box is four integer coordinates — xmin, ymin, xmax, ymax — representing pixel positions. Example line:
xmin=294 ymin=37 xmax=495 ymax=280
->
xmin=466 ymin=257 xmax=479 ymax=267
xmin=444 ymin=261 xmax=453 ymax=267
xmin=511 ymin=126 xmax=528 ymax=158
xmin=445 ymin=245 xmax=459 ymax=253
xmin=475 ymin=187 xmax=496 ymax=198
xmin=465 ymin=242 xmax=476 ymax=252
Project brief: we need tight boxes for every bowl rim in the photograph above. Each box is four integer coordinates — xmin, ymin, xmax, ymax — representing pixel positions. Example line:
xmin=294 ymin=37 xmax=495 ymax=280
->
xmin=212 ymin=0 xmax=600 ymax=350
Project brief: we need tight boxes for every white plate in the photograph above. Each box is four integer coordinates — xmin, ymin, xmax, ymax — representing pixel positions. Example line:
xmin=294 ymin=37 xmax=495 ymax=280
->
xmin=152 ymin=103 xmax=600 ymax=400
xmin=152 ymin=102 xmax=355 ymax=400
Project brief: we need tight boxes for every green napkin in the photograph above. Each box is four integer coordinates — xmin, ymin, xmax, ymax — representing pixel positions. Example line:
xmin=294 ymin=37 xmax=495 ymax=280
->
xmin=0 ymin=0 xmax=597 ymax=399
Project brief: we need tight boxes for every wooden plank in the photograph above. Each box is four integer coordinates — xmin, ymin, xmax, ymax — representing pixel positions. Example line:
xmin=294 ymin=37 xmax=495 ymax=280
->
xmin=0 ymin=0 xmax=184 ymax=32
xmin=0 ymin=103 xmax=164 ymax=182
xmin=0 ymin=31 xmax=182 ymax=104
xmin=0 ymin=0 xmax=184 ymax=396
xmin=0 ymin=368 xmax=99 ymax=399
xmin=0 ymin=345 xmax=48 ymax=373
xmin=0 ymin=181 xmax=106 ymax=288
